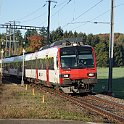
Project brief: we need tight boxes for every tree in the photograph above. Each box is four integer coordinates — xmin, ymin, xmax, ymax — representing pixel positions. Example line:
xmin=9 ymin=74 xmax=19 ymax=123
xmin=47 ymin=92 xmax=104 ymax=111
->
xmin=77 ymin=33 xmax=87 ymax=44
xmin=68 ymin=31 xmax=73 ymax=38
xmin=95 ymin=42 xmax=109 ymax=67
xmin=74 ymin=31 xmax=78 ymax=37
xmin=39 ymin=27 xmax=47 ymax=46
xmin=15 ymin=30 xmax=23 ymax=46
xmin=86 ymin=34 xmax=93 ymax=46
xmin=51 ymin=27 xmax=63 ymax=42
xmin=24 ymin=29 xmax=38 ymax=47
xmin=63 ymin=30 xmax=68 ymax=38
xmin=27 ymin=35 xmax=43 ymax=52
xmin=113 ymin=44 xmax=123 ymax=67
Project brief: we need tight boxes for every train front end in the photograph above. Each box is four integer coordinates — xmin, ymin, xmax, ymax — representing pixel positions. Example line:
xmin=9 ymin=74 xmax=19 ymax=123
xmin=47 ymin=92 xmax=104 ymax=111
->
xmin=58 ymin=45 xmax=97 ymax=93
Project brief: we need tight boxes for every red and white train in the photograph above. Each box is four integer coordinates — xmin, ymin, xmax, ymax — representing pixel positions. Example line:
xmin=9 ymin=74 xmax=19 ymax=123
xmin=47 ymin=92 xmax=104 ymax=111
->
xmin=1 ymin=39 xmax=97 ymax=93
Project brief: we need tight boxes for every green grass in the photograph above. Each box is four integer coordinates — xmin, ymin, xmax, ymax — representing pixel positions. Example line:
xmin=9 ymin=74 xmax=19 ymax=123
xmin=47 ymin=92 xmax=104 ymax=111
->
xmin=94 ymin=67 xmax=124 ymax=99
xmin=0 ymin=84 xmax=96 ymax=122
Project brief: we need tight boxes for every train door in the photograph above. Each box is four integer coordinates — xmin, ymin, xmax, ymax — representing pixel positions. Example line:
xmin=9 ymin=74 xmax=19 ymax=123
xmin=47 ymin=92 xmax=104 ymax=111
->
xmin=46 ymin=57 xmax=49 ymax=86
xmin=35 ymin=57 xmax=38 ymax=81
xmin=53 ymin=53 xmax=60 ymax=86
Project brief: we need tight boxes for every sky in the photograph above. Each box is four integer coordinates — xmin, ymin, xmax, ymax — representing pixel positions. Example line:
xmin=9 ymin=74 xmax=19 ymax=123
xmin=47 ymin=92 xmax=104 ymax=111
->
xmin=0 ymin=0 xmax=124 ymax=35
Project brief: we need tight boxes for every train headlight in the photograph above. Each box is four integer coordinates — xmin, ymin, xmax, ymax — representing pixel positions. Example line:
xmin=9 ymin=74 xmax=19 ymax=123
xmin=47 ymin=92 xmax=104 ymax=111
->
xmin=59 ymin=74 xmax=69 ymax=78
xmin=87 ymin=73 xmax=96 ymax=77
xmin=73 ymin=43 xmax=77 ymax=46
xmin=63 ymin=74 xmax=69 ymax=78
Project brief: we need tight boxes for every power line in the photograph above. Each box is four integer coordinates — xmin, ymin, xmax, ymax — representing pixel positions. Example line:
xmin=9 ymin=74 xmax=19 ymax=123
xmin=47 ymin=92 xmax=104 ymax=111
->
xmin=32 ymin=0 xmax=72 ymax=27
xmin=0 ymin=24 xmax=46 ymax=30
xmin=20 ymin=1 xmax=124 ymax=28
xmin=62 ymin=0 xmax=104 ymax=28
xmin=51 ymin=0 xmax=72 ymax=18
xmin=67 ymin=21 xmax=110 ymax=25
xmin=71 ymin=0 xmax=103 ymax=22
xmin=21 ymin=11 xmax=47 ymax=23
xmin=70 ymin=10 xmax=110 ymax=31
xmin=18 ymin=3 xmax=46 ymax=21
xmin=67 ymin=0 xmax=72 ymax=4
xmin=69 ymin=2 xmax=124 ymax=31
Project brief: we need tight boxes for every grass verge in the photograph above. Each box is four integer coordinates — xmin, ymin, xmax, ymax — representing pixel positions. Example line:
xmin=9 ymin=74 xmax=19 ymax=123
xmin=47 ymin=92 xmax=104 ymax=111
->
xmin=94 ymin=67 xmax=124 ymax=99
xmin=0 ymin=84 xmax=103 ymax=122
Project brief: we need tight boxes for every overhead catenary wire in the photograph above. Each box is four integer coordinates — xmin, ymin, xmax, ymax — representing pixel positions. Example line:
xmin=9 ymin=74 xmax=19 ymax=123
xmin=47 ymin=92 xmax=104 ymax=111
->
xmin=69 ymin=2 xmax=124 ymax=31
xmin=51 ymin=0 xmax=72 ymax=18
xmin=70 ymin=10 xmax=110 ymax=31
xmin=39 ymin=0 xmax=72 ymax=27
xmin=21 ymin=11 xmax=47 ymax=23
xmin=33 ymin=2 xmax=124 ymax=27
xmin=71 ymin=0 xmax=103 ymax=22
xmin=17 ymin=0 xmax=73 ymax=28
xmin=18 ymin=3 xmax=47 ymax=21
xmin=62 ymin=0 xmax=104 ymax=28
xmin=67 ymin=21 xmax=110 ymax=25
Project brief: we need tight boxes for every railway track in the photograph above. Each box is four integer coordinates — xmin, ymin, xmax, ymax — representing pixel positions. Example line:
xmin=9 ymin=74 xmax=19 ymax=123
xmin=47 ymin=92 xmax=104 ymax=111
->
xmin=35 ymin=84 xmax=124 ymax=124
xmin=2 ymin=77 xmax=124 ymax=124
xmin=82 ymin=95 xmax=124 ymax=118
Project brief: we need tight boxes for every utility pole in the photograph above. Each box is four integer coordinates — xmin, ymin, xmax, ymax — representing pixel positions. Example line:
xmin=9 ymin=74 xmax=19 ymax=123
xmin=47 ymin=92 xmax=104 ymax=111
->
xmin=21 ymin=48 xmax=25 ymax=86
xmin=0 ymin=41 xmax=4 ymax=84
xmin=9 ymin=23 xmax=12 ymax=56
xmin=9 ymin=21 xmax=20 ymax=55
xmin=47 ymin=0 xmax=57 ymax=44
xmin=5 ymin=28 xmax=8 ymax=57
xmin=108 ymin=0 xmax=114 ymax=95
xmin=13 ymin=21 xmax=16 ymax=54
xmin=0 ymin=23 xmax=45 ymax=56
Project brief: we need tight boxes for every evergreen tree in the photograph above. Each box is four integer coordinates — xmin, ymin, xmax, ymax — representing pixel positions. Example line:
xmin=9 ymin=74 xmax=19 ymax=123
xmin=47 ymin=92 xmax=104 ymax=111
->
xmin=113 ymin=44 xmax=123 ymax=66
xmin=95 ymin=42 xmax=109 ymax=67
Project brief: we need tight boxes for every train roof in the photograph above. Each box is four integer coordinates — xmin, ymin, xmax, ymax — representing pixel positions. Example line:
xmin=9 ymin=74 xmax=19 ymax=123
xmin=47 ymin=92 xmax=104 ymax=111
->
xmin=3 ymin=55 xmax=23 ymax=63
xmin=50 ymin=38 xmax=84 ymax=47
xmin=39 ymin=38 xmax=92 ymax=51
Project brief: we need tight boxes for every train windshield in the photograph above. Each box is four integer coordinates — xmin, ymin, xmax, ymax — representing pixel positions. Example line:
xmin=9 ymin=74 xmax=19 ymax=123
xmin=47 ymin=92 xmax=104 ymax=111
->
xmin=60 ymin=46 xmax=94 ymax=69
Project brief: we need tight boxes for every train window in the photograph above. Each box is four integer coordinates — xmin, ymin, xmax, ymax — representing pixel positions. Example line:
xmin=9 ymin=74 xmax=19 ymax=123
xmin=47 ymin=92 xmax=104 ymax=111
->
xmin=31 ymin=60 xmax=35 ymax=69
xmin=41 ymin=59 xmax=44 ymax=69
xmin=35 ymin=58 xmax=37 ymax=68
xmin=29 ymin=60 xmax=32 ymax=69
xmin=42 ymin=59 xmax=46 ymax=69
xmin=27 ymin=60 xmax=31 ymax=69
xmin=37 ymin=59 xmax=39 ymax=69
xmin=37 ymin=59 xmax=42 ymax=69
xmin=61 ymin=49 xmax=75 ymax=55
xmin=78 ymin=50 xmax=94 ymax=68
xmin=25 ymin=61 xmax=29 ymax=69
xmin=60 ymin=47 xmax=77 ymax=68
xmin=40 ymin=59 xmax=43 ymax=69
xmin=48 ymin=57 xmax=54 ymax=70
xmin=60 ymin=46 xmax=94 ymax=69
xmin=25 ymin=61 xmax=28 ymax=69
xmin=61 ymin=55 xmax=77 ymax=68
xmin=56 ymin=57 xmax=58 ymax=68
xmin=14 ymin=62 xmax=17 ymax=68
xmin=19 ymin=63 xmax=22 ymax=71
xmin=30 ymin=60 xmax=32 ymax=69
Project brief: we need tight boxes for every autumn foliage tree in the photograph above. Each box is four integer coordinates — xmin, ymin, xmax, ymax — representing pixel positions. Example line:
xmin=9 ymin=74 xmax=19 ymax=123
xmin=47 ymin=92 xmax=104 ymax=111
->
xmin=27 ymin=35 xmax=43 ymax=52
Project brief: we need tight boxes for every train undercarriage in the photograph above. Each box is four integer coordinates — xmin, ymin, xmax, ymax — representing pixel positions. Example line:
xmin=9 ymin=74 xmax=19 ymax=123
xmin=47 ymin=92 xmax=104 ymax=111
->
xmin=60 ymin=78 xmax=97 ymax=93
